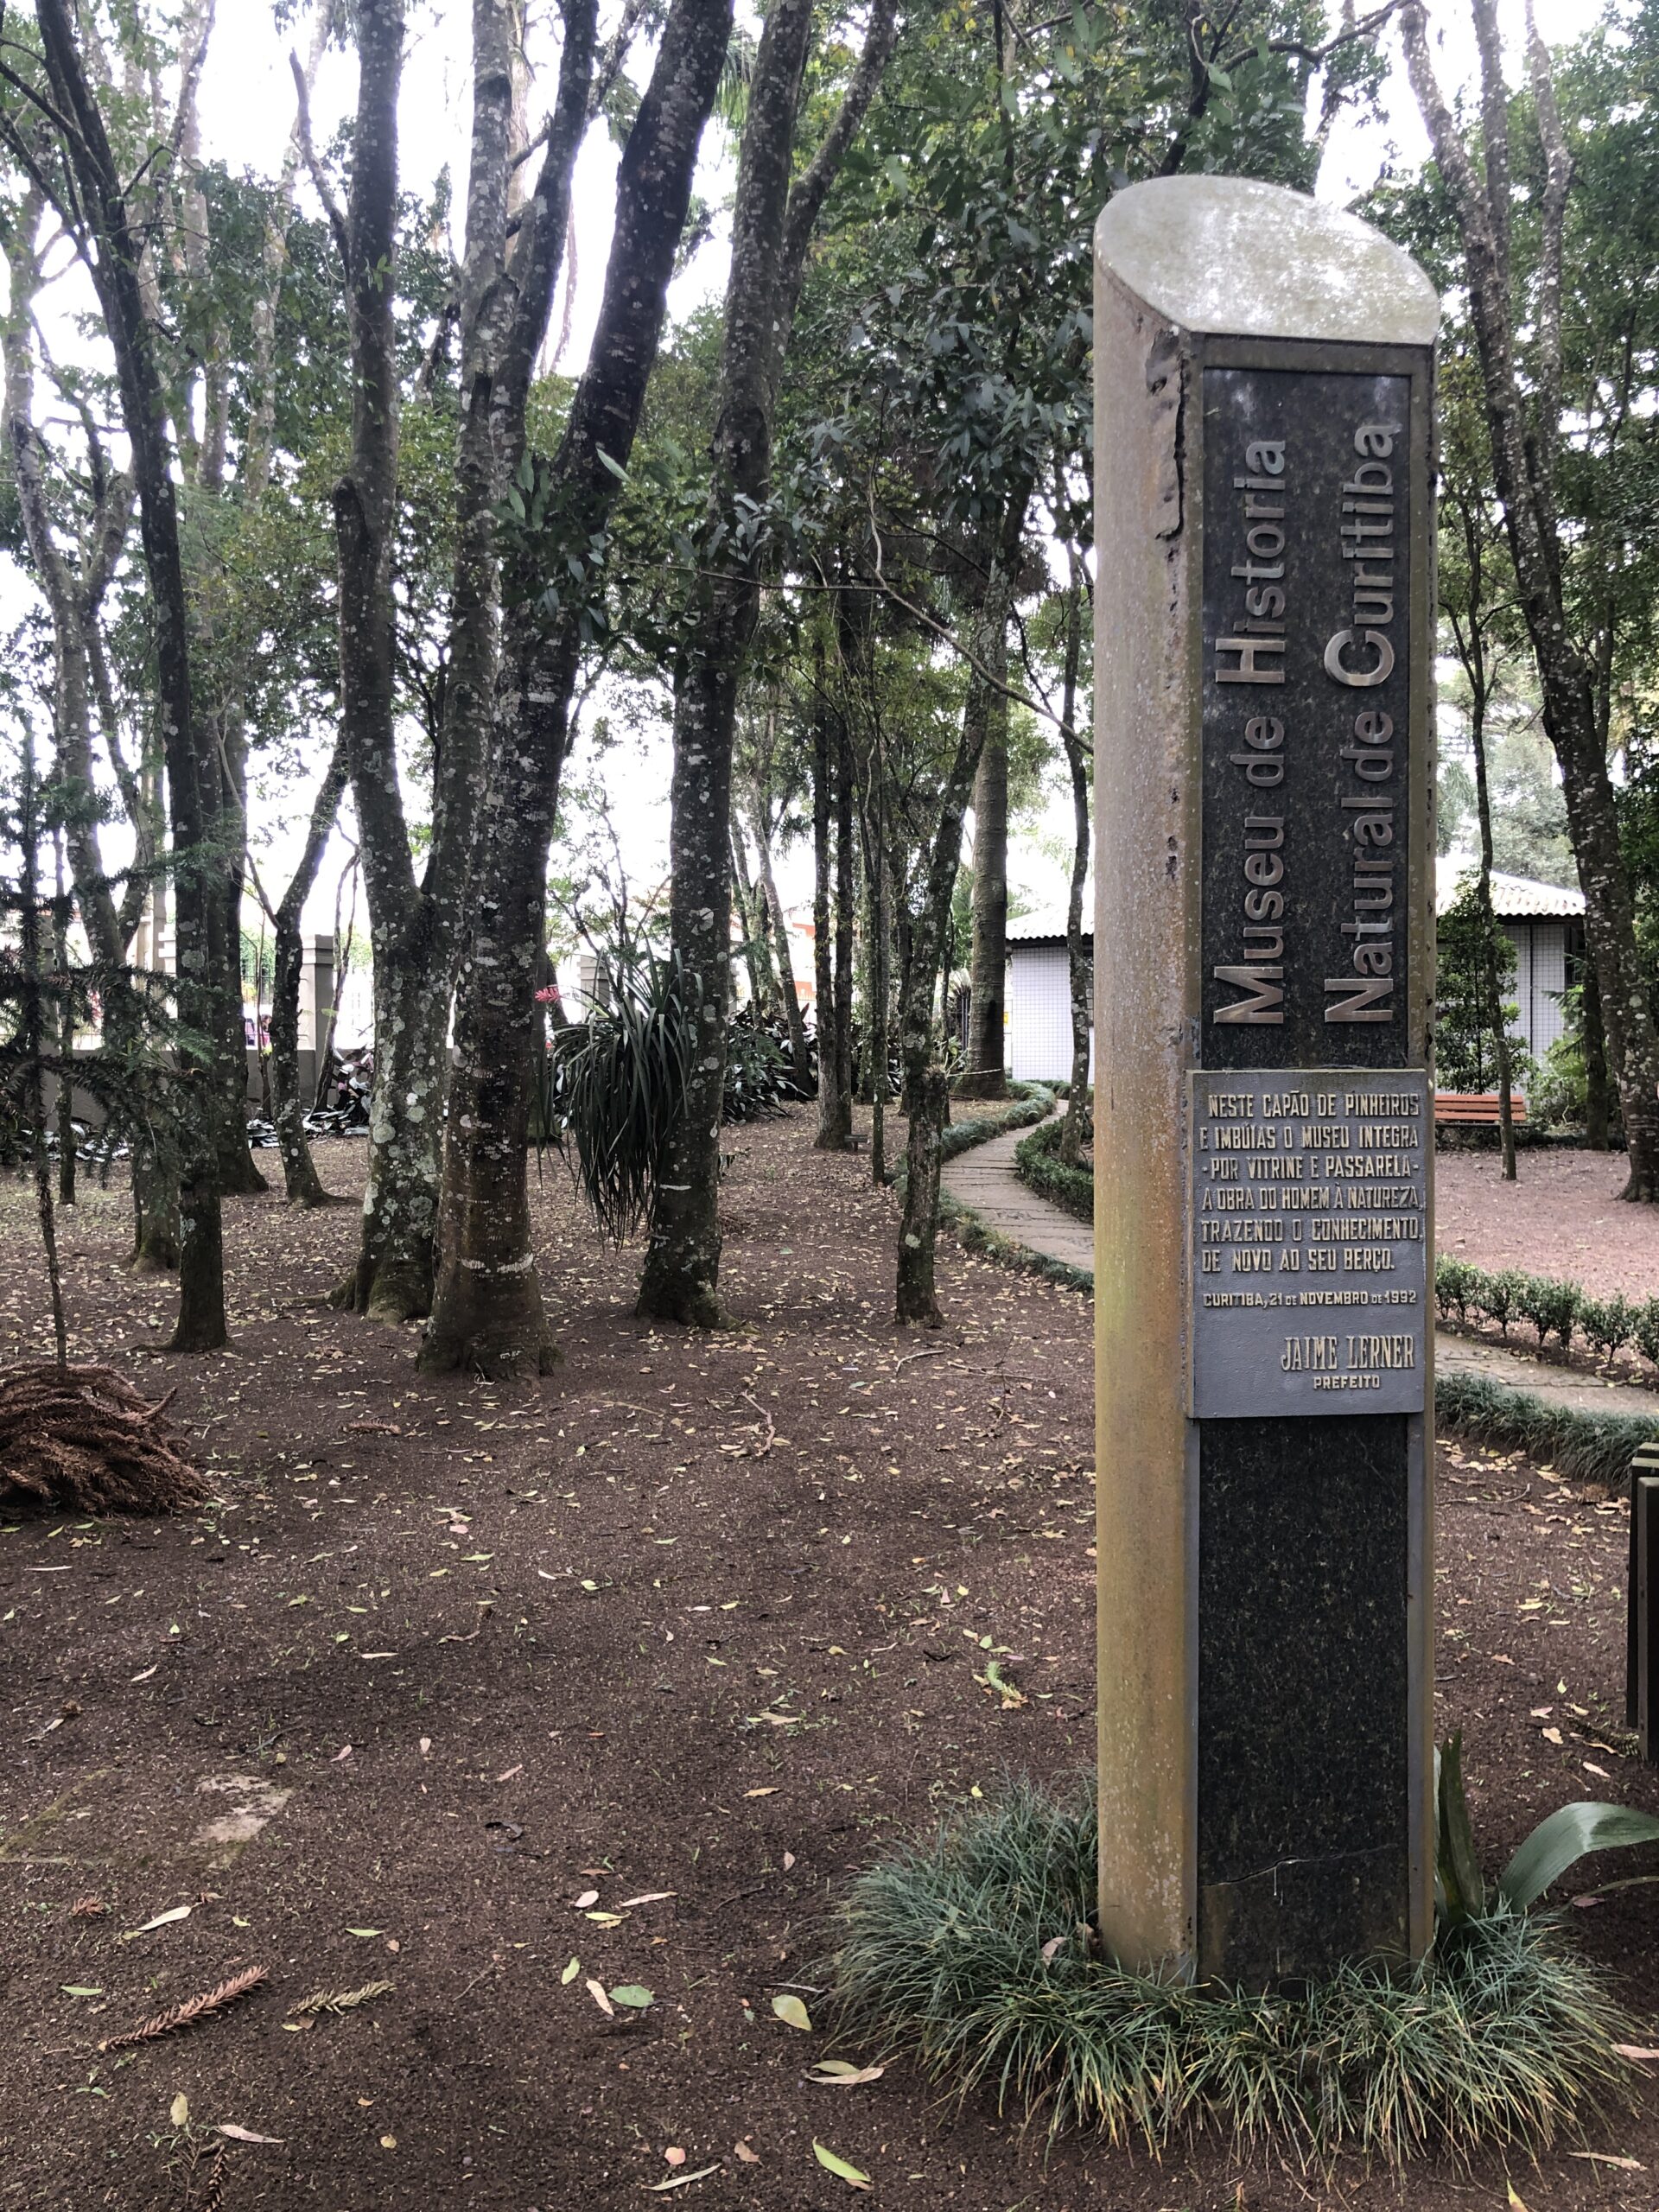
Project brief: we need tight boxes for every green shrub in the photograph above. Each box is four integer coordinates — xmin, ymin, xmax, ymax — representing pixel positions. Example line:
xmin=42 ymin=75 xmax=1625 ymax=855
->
xmin=1474 ymin=1267 xmax=1526 ymax=1338
xmin=1515 ymin=1270 xmax=1583 ymax=1352
xmin=1013 ymin=1116 xmax=1093 ymax=1224
xmin=1636 ymin=1297 xmax=1659 ymax=1369
xmin=1579 ymin=1292 xmax=1639 ymax=1368
xmin=1434 ymin=1254 xmax=1480 ymax=1325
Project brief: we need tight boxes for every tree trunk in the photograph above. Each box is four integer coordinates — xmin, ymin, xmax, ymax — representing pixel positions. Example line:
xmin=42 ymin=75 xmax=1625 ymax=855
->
xmin=636 ymin=0 xmax=897 ymax=1321
xmin=37 ymin=0 xmax=227 ymax=1350
xmin=729 ymin=819 xmax=769 ymax=1014
xmin=891 ymin=549 xmax=1019 ymax=1322
xmin=1058 ymin=575 xmax=1091 ymax=1166
xmin=1468 ymin=653 xmax=1516 ymax=1181
xmin=959 ymin=625 xmax=1010 ymax=1099
xmin=1582 ymin=950 xmax=1612 ymax=1148
xmin=210 ymin=720 xmax=267 ymax=1197
xmin=751 ymin=797 xmax=808 ymax=1073
xmin=270 ymin=738 xmax=348 ymax=1205
xmin=812 ymin=686 xmax=843 ymax=1147
xmin=421 ymin=0 xmax=733 ymax=1375
xmin=833 ymin=702 xmax=856 ymax=1133
xmin=638 ymin=653 xmax=739 ymax=1325
xmin=895 ymin=1066 xmax=948 ymax=1323
xmin=52 ymin=833 xmax=75 ymax=1207
xmin=861 ymin=779 xmax=892 ymax=1186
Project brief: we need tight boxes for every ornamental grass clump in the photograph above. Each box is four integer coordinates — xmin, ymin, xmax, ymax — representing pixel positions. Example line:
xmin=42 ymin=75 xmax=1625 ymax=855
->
xmin=830 ymin=1777 xmax=1648 ymax=2166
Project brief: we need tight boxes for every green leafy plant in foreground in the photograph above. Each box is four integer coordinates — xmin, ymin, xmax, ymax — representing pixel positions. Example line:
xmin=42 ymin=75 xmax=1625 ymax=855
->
xmin=831 ymin=1777 xmax=1650 ymax=2164
xmin=1435 ymin=1729 xmax=1659 ymax=1922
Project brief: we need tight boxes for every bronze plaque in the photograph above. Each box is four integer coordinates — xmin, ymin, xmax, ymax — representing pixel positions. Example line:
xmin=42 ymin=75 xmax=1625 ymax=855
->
xmin=1190 ymin=1067 xmax=1429 ymax=1418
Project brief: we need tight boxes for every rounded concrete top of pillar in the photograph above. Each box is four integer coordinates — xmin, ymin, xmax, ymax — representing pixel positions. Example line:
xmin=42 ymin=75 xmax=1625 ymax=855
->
xmin=1095 ymin=175 xmax=1439 ymax=346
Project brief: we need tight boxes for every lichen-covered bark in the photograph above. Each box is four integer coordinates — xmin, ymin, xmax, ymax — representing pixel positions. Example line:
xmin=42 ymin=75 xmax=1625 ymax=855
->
xmin=423 ymin=0 xmax=732 ymax=1375
xmin=896 ymin=1067 xmax=948 ymax=1323
xmin=326 ymin=0 xmax=426 ymax=1313
xmin=637 ymin=0 xmax=898 ymax=1322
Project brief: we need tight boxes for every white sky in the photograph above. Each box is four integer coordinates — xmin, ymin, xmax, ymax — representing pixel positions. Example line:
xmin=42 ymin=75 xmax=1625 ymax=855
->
xmin=9 ymin=0 xmax=1612 ymax=1003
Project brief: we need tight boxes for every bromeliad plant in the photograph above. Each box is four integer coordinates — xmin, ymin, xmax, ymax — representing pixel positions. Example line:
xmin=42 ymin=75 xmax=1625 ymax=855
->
xmin=1435 ymin=1730 xmax=1659 ymax=1923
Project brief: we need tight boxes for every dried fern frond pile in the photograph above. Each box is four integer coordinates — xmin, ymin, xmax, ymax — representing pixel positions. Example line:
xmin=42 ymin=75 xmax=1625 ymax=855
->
xmin=0 ymin=1363 xmax=207 ymax=1514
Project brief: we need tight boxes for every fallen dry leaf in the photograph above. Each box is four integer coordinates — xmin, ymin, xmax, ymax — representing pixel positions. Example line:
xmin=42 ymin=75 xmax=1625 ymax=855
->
xmin=734 ymin=2140 xmax=760 ymax=2164
xmin=586 ymin=1978 xmax=614 ymax=2018
xmin=124 ymin=1903 xmax=190 ymax=1939
xmin=217 ymin=2125 xmax=284 ymax=2145
xmin=1566 ymin=2152 xmax=1644 ymax=2171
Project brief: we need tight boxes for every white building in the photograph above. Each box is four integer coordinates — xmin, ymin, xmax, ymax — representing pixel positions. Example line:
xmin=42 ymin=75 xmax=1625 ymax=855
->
xmin=1002 ymin=867 xmax=1586 ymax=1083
xmin=1434 ymin=858 xmax=1584 ymax=1061
xmin=1004 ymin=912 xmax=1093 ymax=1085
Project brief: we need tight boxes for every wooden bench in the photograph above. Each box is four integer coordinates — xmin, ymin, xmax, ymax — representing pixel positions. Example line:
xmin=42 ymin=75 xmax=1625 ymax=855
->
xmin=1434 ymin=1091 xmax=1528 ymax=1126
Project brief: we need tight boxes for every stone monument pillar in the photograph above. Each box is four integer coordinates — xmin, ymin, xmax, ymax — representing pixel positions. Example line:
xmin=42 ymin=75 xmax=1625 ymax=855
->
xmin=1092 ymin=176 xmax=1439 ymax=1986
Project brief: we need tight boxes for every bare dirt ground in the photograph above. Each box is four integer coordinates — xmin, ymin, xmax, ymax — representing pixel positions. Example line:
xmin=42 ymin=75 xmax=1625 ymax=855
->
xmin=1438 ymin=1147 xmax=1659 ymax=1302
xmin=0 ymin=1112 xmax=1656 ymax=2211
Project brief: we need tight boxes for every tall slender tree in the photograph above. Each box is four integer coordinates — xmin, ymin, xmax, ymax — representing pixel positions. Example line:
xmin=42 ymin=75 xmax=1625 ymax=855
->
xmin=636 ymin=0 xmax=899 ymax=1324
xmin=29 ymin=0 xmax=228 ymax=1349
xmin=420 ymin=0 xmax=736 ymax=1375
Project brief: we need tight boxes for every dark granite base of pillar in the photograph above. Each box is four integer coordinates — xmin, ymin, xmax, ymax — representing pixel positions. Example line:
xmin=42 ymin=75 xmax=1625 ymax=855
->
xmin=1197 ymin=1414 xmax=1409 ymax=1986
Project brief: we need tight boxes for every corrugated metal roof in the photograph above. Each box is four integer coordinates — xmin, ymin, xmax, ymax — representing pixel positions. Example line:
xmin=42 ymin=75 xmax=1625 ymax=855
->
xmin=1436 ymin=857 xmax=1584 ymax=919
xmin=1007 ymin=909 xmax=1079 ymax=945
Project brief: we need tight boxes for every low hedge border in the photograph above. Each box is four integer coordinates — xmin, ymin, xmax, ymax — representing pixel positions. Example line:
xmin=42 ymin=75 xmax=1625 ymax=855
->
xmin=1434 ymin=1369 xmax=1656 ymax=1489
xmin=1012 ymin=1116 xmax=1093 ymax=1223
xmin=1435 ymin=1255 xmax=1659 ymax=1375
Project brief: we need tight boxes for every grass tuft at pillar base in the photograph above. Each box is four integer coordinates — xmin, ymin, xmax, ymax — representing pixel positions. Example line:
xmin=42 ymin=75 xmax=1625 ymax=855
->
xmin=829 ymin=1778 xmax=1644 ymax=2167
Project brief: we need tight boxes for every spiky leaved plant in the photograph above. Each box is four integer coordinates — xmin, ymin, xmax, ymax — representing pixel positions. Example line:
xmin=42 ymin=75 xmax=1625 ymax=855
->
xmin=831 ymin=1768 xmax=1656 ymax=2166
xmin=547 ymin=946 xmax=696 ymax=1247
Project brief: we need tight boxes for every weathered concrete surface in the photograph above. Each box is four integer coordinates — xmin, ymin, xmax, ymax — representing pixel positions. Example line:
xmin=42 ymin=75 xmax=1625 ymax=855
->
xmin=939 ymin=1123 xmax=1096 ymax=1275
xmin=1436 ymin=1329 xmax=1659 ymax=1422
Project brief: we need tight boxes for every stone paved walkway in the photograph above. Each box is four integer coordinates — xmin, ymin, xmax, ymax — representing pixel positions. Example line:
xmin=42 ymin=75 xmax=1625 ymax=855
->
xmin=942 ymin=1118 xmax=1659 ymax=1424
xmin=939 ymin=1121 xmax=1095 ymax=1274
